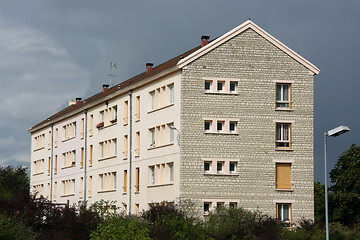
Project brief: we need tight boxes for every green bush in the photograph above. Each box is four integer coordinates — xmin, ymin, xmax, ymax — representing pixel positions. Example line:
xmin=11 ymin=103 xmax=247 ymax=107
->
xmin=90 ymin=216 xmax=151 ymax=240
xmin=0 ymin=214 xmax=39 ymax=240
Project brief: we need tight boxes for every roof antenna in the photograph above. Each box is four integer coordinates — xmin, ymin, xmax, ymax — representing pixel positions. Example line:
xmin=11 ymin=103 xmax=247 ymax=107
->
xmin=109 ymin=62 xmax=119 ymax=87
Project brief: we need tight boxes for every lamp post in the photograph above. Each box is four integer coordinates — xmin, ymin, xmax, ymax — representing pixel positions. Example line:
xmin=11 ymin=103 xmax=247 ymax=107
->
xmin=324 ymin=125 xmax=350 ymax=240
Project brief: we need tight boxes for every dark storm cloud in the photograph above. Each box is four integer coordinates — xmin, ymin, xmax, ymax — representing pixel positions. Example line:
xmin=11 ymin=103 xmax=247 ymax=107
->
xmin=0 ymin=0 xmax=359 ymax=184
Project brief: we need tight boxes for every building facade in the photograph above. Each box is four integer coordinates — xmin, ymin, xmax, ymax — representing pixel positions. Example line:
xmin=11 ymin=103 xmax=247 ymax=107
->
xmin=29 ymin=20 xmax=319 ymax=225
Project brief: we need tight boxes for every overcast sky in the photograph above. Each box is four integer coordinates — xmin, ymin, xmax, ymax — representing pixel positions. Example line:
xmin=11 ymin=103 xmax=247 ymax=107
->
xmin=0 ymin=1 xmax=358 ymax=184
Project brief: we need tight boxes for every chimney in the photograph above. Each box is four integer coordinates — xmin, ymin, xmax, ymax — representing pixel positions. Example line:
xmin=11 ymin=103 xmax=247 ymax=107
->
xmin=103 ymin=84 xmax=109 ymax=93
xmin=146 ymin=63 xmax=154 ymax=73
xmin=68 ymin=100 xmax=76 ymax=106
xmin=201 ymin=36 xmax=210 ymax=47
xmin=76 ymin=97 xmax=82 ymax=104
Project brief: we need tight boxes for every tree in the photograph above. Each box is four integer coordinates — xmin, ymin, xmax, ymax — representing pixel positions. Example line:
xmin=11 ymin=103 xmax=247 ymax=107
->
xmin=0 ymin=166 xmax=29 ymax=201
xmin=314 ymin=181 xmax=325 ymax=224
xmin=329 ymin=144 xmax=360 ymax=225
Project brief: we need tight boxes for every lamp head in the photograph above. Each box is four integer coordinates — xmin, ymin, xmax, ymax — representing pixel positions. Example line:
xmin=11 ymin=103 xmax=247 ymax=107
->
xmin=327 ymin=125 xmax=350 ymax=137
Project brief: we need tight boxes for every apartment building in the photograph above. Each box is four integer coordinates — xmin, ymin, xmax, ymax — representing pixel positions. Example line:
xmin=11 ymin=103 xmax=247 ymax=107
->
xmin=29 ymin=20 xmax=319 ymax=225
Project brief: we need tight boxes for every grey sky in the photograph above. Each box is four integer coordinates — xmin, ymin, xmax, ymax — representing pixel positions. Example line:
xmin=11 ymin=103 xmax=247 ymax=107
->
xmin=0 ymin=1 xmax=358 ymax=184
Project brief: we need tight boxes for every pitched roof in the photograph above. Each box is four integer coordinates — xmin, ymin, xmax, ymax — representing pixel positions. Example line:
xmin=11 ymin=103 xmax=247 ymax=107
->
xmin=178 ymin=20 xmax=320 ymax=75
xmin=28 ymin=46 xmax=201 ymax=132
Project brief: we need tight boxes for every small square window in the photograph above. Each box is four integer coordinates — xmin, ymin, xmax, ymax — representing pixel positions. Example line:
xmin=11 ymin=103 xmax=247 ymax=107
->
xmin=204 ymin=202 xmax=211 ymax=213
xmin=229 ymin=202 xmax=237 ymax=208
xmin=217 ymin=82 xmax=224 ymax=91
xmin=204 ymin=121 xmax=211 ymax=131
xmin=229 ymin=162 xmax=237 ymax=173
xmin=217 ymin=202 xmax=225 ymax=208
xmin=204 ymin=162 xmax=211 ymax=172
xmin=230 ymin=82 xmax=237 ymax=92
xmin=217 ymin=121 xmax=224 ymax=131
xmin=205 ymin=81 xmax=211 ymax=91
xmin=217 ymin=162 xmax=223 ymax=172
xmin=229 ymin=122 xmax=236 ymax=132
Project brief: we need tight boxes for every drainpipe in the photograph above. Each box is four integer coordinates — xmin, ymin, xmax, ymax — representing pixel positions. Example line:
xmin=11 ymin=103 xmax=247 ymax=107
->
xmin=50 ymin=123 xmax=54 ymax=202
xmin=128 ymin=90 xmax=133 ymax=215
xmin=84 ymin=109 xmax=88 ymax=206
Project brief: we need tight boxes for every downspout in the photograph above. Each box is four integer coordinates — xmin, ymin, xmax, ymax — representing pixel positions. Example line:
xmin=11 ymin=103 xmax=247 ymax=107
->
xmin=84 ymin=109 xmax=88 ymax=206
xmin=50 ymin=123 xmax=54 ymax=202
xmin=128 ymin=90 xmax=133 ymax=215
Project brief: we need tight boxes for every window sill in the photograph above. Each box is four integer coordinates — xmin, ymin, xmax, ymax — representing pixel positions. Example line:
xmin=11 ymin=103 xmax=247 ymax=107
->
xmin=147 ymin=183 xmax=174 ymax=188
xmin=33 ymin=147 xmax=45 ymax=152
xmin=204 ymin=91 xmax=239 ymax=95
xmin=62 ymin=136 xmax=76 ymax=143
xmin=33 ymin=172 xmax=44 ymax=176
xmin=61 ymin=193 xmax=75 ymax=197
xmin=275 ymin=189 xmax=294 ymax=192
xmin=102 ymin=122 xmax=117 ymax=129
xmin=61 ymin=165 xmax=76 ymax=170
xmin=99 ymin=155 xmax=116 ymax=162
xmin=135 ymin=191 xmax=140 ymax=194
xmin=204 ymin=173 xmax=239 ymax=176
xmin=275 ymin=108 xmax=293 ymax=112
xmin=135 ymin=119 xmax=140 ymax=122
xmin=148 ymin=142 xmax=174 ymax=150
xmin=123 ymin=192 xmax=127 ymax=195
xmin=275 ymin=148 xmax=294 ymax=151
xmin=148 ymin=103 xmax=174 ymax=114
xmin=98 ymin=189 xmax=116 ymax=193
xmin=204 ymin=131 xmax=239 ymax=135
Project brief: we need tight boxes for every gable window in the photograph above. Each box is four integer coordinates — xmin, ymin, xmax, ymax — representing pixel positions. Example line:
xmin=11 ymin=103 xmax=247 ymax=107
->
xmin=229 ymin=121 xmax=236 ymax=133
xmin=204 ymin=81 xmax=212 ymax=91
xmin=230 ymin=81 xmax=237 ymax=92
xmin=276 ymin=83 xmax=291 ymax=109
xmin=204 ymin=121 xmax=212 ymax=131
xmin=204 ymin=202 xmax=211 ymax=214
xmin=217 ymin=162 xmax=224 ymax=173
xmin=203 ymin=118 xmax=239 ymax=134
xmin=204 ymin=161 xmax=211 ymax=173
xmin=217 ymin=121 xmax=224 ymax=132
xmin=276 ymin=123 xmax=291 ymax=149
xmin=217 ymin=81 xmax=224 ymax=91
xmin=203 ymin=77 xmax=239 ymax=94
xmin=229 ymin=162 xmax=237 ymax=173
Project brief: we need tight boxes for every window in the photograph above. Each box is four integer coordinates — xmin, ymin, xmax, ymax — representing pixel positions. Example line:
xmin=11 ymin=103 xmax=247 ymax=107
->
xmin=229 ymin=162 xmax=237 ymax=174
xmin=229 ymin=121 xmax=237 ymax=133
xmin=62 ymin=122 xmax=76 ymax=140
xmin=204 ymin=81 xmax=212 ymax=91
xmin=89 ymin=145 xmax=93 ymax=166
xmin=150 ymin=166 xmax=155 ymax=185
xmin=217 ymin=162 xmax=224 ymax=173
xmin=123 ymin=170 xmax=127 ymax=193
xmin=88 ymin=176 xmax=93 ymax=197
xmin=168 ymin=163 xmax=174 ymax=183
xmin=204 ymin=202 xmax=211 ymax=214
xmin=149 ymin=128 xmax=155 ymax=147
xmin=81 ymin=148 xmax=84 ymax=168
xmin=79 ymin=177 xmax=84 ymax=198
xmin=276 ymin=123 xmax=291 ymax=149
xmin=217 ymin=202 xmax=225 ymax=208
xmin=277 ymin=203 xmax=292 ymax=228
xmin=217 ymin=81 xmax=224 ymax=91
xmin=204 ymin=121 xmax=212 ymax=131
xmin=276 ymin=83 xmax=291 ymax=109
xmin=123 ymin=135 xmax=128 ymax=159
xmin=230 ymin=81 xmax=237 ymax=92
xmin=135 ymin=204 xmax=140 ymax=216
xmin=135 ymin=132 xmax=140 ymax=157
xmin=34 ymin=134 xmax=45 ymax=150
xmin=276 ymin=163 xmax=291 ymax=189
xmin=53 ymin=182 xmax=57 ymax=201
xmin=135 ymin=96 xmax=140 ymax=121
xmin=48 ymin=157 xmax=51 ymax=175
xmin=229 ymin=202 xmax=237 ymax=208
xmin=99 ymin=172 xmax=116 ymax=191
xmin=34 ymin=184 xmax=44 ymax=198
xmin=62 ymin=150 xmax=76 ymax=167
xmin=150 ymin=91 xmax=156 ymax=110
xmin=169 ymin=123 xmax=174 ymax=143
xmin=54 ymin=155 xmax=57 ymax=173
xmin=168 ymin=84 xmax=174 ymax=104
xmin=89 ymin=114 xmax=94 ymax=136
xmin=203 ymin=158 xmax=239 ymax=175
xmin=124 ymin=100 xmax=128 ymax=125
xmin=217 ymin=121 xmax=224 ymax=131
xmin=48 ymin=131 xmax=51 ymax=149
xmin=203 ymin=77 xmax=239 ymax=94
xmin=204 ymin=161 xmax=211 ymax=173
xmin=99 ymin=138 xmax=117 ymax=159
xmin=62 ymin=179 xmax=75 ymax=196
xmin=81 ymin=118 xmax=84 ymax=138
xmin=203 ymin=118 xmax=239 ymax=134
xmin=55 ymin=128 xmax=58 ymax=147
xmin=135 ymin=168 xmax=140 ymax=192
xmin=34 ymin=159 xmax=44 ymax=175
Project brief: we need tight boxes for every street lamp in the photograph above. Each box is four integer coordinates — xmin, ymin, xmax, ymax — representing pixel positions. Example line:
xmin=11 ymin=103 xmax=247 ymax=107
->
xmin=324 ymin=125 xmax=350 ymax=240
xmin=170 ymin=125 xmax=180 ymax=145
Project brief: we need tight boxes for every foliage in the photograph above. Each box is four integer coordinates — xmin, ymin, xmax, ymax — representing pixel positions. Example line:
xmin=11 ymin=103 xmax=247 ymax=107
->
xmin=329 ymin=144 xmax=360 ymax=225
xmin=141 ymin=203 xmax=207 ymax=240
xmin=205 ymin=206 xmax=281 ymax=240
xmin=0 ymin=166 xmax=29 ymax=201
xmin=90 ymin=216 xmax=151 ymax=240
xmin=0 ymin=214 xmax=39 ymax=240
xmin=314 ymin=181 xmax=325 ymax=224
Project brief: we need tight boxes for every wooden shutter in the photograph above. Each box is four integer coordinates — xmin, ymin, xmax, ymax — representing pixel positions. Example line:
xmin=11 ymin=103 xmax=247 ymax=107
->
xmin=276 ymin=163 xmax=291 ymax=189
